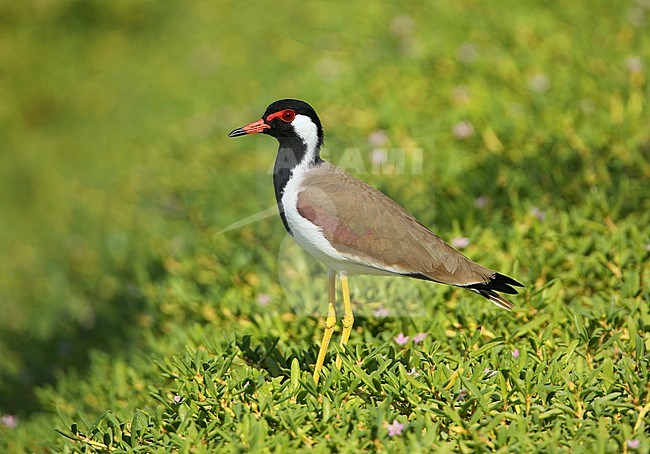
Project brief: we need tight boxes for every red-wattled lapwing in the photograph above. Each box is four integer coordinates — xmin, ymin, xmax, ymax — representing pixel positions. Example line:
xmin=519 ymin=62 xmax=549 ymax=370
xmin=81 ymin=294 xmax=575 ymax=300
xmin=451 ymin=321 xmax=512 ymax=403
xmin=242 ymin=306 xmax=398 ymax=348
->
xmin=229 ymin=99 xmax=523 ymax=383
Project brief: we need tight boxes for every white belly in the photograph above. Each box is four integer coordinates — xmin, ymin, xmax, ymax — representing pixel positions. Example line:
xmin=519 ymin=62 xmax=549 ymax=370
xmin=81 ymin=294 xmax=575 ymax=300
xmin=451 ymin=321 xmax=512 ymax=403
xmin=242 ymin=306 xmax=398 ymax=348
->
xmin=290 ymin=221 xmax=393 ymax=275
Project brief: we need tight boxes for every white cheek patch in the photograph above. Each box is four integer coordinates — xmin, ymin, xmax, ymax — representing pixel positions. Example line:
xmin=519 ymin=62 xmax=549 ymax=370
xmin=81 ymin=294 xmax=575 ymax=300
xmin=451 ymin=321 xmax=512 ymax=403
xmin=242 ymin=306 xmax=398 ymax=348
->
xmin=291 ymin=115 xmax=319 ymax=158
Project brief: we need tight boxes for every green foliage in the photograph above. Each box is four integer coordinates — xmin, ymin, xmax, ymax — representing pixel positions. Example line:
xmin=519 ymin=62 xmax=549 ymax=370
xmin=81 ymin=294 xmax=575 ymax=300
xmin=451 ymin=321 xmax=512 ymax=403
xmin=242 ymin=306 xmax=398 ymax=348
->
xmin=1 ymin=0 xmax=649 ymax=452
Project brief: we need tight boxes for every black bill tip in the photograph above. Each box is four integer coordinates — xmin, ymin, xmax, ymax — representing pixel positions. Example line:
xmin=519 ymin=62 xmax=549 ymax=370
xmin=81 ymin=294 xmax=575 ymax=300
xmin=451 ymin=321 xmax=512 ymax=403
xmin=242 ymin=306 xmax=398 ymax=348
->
xmin=227 ymin=119 xmax=270 ymax=137
xmin=228 ymin=128 xmax=248 ymax=138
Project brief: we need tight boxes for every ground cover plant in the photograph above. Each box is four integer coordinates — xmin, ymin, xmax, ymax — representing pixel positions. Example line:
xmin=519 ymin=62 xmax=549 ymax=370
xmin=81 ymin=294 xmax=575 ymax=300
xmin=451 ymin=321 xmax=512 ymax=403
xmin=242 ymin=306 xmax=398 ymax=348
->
xmin=0 ymin=0 xmax=648 ymax=452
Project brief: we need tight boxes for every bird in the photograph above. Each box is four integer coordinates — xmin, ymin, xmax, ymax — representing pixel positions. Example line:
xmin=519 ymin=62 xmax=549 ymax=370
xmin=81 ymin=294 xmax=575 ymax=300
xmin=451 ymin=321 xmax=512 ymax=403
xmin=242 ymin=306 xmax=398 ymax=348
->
xmin=228 ymin=99 xmax=523 ymax=383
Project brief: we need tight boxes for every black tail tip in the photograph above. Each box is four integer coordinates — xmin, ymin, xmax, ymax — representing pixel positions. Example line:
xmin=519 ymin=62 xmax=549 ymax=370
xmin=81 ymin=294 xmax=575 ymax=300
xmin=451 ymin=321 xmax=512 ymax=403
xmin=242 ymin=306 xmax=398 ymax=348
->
xmin=466 ymin=272 xmax=523 ymax=310
xmin=487 ymin=273 xmax=524 ymax=294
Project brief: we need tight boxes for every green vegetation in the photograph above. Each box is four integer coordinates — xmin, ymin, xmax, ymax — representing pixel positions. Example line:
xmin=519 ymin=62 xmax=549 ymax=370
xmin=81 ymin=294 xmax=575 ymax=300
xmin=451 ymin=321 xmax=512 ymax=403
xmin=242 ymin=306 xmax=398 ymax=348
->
xmin=1 ymin=0 xmax=649 ymax=451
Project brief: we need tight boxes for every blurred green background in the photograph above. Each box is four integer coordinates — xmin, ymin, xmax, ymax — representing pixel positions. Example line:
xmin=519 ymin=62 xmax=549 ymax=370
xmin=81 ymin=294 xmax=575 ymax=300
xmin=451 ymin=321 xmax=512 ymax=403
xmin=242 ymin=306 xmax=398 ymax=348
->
xmin=0 ymin=0 xmax=648 ymax=451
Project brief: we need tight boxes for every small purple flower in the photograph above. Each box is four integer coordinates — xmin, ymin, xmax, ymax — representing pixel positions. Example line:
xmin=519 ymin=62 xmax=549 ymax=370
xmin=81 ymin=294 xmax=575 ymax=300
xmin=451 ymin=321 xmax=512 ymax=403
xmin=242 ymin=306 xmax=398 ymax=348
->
xmin=173 ymin=395 xmax=183 ymax=403
xmin=1 ymin=414 xmax=18 ymax=429
xmin=512 ymin=348 xmax=520 ymax=359
xmin=373 ymin=305 xmax=390 ymax=318
xmin=394 ymin=333 xmax=410 ymax=345
xmin=474 ymin=195 xmax=489 ymax=209
xmin=627 ymin=439 xmax=640 ymax=449
xmin=484 ymin=368 xmax=497 ymax=378
xmin=531 ymin=207 xmax=546 ymax=221
xmin=413 ymin=332 xmax=427 ymax=344
xmin=386 ymin=419 xmax=404 ymax=437
xmin=452 ymin=121 xmax=474 ymax=140
xmin=529 ymin=73 xmax=550 ymax=93
xmin=451 ymin=237 xmax=470 ymax=249
xmin=367 ymin=130 xmax=389 ymax=147
xmin=407 ymin=367 xmax=420 ymax=377
xmin=257 ymin=294 xmax=271 ymax=306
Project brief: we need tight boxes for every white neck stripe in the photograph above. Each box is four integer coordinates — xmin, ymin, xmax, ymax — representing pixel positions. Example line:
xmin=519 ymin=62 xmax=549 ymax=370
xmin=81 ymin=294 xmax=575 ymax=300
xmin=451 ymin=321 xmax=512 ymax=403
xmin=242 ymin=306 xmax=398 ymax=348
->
xmin=291 ymin=114 xmax=319 ymax=164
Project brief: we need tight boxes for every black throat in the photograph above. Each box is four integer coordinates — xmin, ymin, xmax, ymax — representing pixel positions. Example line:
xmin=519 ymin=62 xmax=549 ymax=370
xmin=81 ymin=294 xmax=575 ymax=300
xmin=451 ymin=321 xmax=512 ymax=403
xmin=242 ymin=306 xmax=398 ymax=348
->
xmin=272 ymin=135 xmax=323 ymax=234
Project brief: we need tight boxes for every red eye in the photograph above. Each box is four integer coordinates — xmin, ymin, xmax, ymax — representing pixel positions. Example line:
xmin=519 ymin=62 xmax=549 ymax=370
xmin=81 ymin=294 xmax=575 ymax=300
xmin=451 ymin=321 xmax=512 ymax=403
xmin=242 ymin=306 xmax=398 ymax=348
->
xmin=280 ymin=109 xmax=295 ymax=122
xmin=265 ymin=109 xmax=297 ymax=123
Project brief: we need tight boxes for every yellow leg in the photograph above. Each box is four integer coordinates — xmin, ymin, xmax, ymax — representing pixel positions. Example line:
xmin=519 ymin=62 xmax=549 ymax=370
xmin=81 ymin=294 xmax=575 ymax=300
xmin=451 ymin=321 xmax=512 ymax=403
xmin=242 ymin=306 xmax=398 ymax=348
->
xmin=335 ymin=273 xmax=354 ymax=370
xmin=313 ymin=269 xmax=337 ymax=384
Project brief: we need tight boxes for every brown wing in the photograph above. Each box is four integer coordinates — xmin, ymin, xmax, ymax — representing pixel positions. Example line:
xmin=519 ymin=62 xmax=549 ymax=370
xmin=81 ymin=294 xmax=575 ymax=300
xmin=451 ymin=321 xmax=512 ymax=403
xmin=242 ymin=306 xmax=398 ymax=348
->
xmin=296 ymin=163 xmax=495 ymax=286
